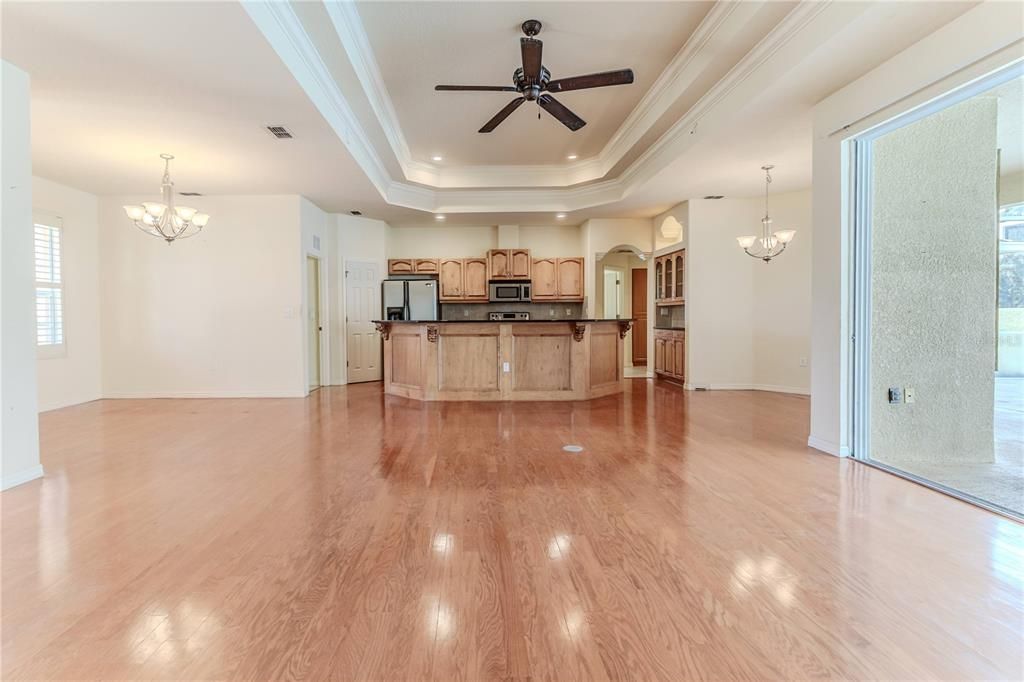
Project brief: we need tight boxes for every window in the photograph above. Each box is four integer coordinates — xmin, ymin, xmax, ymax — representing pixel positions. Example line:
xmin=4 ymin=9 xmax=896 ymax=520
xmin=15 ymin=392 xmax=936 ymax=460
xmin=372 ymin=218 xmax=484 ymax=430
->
xmin=34 ymin=218 xmax=64 ymax=350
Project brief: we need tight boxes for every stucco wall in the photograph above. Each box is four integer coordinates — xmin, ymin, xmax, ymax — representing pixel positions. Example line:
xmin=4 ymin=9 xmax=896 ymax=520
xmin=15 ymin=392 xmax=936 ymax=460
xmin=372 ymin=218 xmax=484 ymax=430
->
xmin=869 ymin=97 xmax=997 ymax=464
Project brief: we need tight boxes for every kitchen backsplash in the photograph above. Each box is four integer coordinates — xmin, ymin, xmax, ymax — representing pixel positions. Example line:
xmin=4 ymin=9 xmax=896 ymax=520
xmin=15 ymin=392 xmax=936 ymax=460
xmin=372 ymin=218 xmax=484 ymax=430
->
xmin=442 ymin=302 xmax=585 ymax=321
xmin=655 ymin=305 xmax=686 ymax=328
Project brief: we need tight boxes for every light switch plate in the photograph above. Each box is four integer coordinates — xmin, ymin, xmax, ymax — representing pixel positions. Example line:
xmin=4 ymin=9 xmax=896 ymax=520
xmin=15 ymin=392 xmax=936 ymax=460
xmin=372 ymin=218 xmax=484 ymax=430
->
xmin=502 ymin=361 xmax=510 ymax=373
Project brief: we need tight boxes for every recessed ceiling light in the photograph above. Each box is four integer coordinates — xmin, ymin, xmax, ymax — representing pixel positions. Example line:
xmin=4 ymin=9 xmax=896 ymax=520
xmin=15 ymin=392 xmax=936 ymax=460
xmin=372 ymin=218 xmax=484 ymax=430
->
xmin=556 ymin=213 xmax=567 ymax=219
xmin=435 ymin=214 xmax=446 ymax=221
xmin=432 ymin=155 xmax=443 ymax=162
xmin=567 ymin=154 xmax=578 ymax=160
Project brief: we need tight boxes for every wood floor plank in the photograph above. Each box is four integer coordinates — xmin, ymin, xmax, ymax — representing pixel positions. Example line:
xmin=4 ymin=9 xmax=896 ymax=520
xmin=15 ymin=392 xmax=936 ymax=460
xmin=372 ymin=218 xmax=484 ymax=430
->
xmin=2 ymin=382 xmax=1021 ymax=680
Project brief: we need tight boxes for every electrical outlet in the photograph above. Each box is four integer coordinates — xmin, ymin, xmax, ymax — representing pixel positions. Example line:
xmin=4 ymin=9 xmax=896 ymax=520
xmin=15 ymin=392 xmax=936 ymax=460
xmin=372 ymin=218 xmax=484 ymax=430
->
xmin=463 ymin=309 xmax=469 ymax=317
xmin=549 ymin=308 xmax=555 ymax=316
xmin=799 ymin=357 xmax=808 ymax=367
xmin=888 ymin=387 xmax=903 ymax=404
xmin=502 ymin=361 xmax=510 ymax=373
xmin=565 ymin=308 xmax=571 ymax=316
xmin=905 ymin=387 xmax=916 ymax=403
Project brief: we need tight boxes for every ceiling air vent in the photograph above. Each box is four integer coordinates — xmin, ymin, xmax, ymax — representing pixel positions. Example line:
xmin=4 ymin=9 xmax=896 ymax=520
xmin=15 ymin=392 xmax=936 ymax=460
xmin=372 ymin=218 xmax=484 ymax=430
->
xmin=703 ymin=195 xmax=724 ymax=200
xmin=179 ymin=192 xmax=203 ymax=197
xmin=266 ymin=125 xmax=293 ymax=139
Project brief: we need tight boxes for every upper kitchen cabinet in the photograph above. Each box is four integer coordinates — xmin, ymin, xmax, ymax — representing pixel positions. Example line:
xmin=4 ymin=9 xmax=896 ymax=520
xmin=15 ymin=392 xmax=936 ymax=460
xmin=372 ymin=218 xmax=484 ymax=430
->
xmin=388 ymin=258 xmax=414 ymax=274
xmin=389 ymin=258 xmax=438 ymax=275
xmin=439 ymin=258 xmax=488 ymax=302
xmin=532 ymin=258 xmax=558 ymax=299
xmin=489 ymin=249 xmax=531 ymax=279
xmin=464 ymin=258 xmax=489 ymax=300
xmin=556 ymin=257 xmax=584 ymax=300
xmin=439 ymin=259 xmax=464 ymax=300
xmin=532 ymin=257 xmax=583 ymax=301
xmin=655 ymin=248 xmax=685 ymax=305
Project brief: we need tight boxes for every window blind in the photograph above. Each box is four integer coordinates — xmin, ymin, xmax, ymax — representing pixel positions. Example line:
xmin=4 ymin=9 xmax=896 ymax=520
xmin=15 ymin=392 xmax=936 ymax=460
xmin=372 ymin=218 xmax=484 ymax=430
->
xmin=34 ymin=222 xmax=64 ymax=346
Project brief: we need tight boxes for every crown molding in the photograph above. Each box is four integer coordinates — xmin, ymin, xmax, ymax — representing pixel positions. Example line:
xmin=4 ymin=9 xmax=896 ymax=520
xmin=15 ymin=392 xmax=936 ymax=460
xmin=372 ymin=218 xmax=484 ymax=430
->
xmin=248 ymin=0 xmax=835 ymax=214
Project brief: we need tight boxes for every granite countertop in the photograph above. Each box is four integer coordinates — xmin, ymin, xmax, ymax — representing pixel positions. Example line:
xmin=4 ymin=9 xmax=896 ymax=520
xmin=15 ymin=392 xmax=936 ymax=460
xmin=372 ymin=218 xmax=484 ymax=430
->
xmin=374 ymin=318 xmax=633 ymax=324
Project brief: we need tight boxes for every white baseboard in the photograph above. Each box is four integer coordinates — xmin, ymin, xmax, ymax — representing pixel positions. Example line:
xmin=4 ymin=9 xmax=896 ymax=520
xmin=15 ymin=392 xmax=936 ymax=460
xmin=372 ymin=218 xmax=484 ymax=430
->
xmin=2 ymin=465 xmax=44 ymax=491
xmin=102 ymin=389 xmax=308 ymax=399
xmin=684 ymin=382 xmax=810 ymax=396
xmin=807 ymin=435 xmax=850 ymax=457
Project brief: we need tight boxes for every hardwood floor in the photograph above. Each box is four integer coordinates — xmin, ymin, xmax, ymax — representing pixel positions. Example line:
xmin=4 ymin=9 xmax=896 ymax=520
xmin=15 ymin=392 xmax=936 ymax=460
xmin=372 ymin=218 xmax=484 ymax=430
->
xmin=3 ymin=381 xmax=1021 ymax=680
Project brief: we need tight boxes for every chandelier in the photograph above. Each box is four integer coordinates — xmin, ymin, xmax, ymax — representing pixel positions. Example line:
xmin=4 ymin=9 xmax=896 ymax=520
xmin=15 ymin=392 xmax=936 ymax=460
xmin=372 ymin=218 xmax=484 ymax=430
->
xmin=736 ymin=165 xmax=795 ymax=262
xmin=122 ymin=154 xmax=210 ymax=243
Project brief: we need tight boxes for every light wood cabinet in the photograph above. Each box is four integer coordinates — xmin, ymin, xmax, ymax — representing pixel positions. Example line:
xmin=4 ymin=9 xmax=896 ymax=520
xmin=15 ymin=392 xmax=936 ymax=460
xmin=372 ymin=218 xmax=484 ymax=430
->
xmin=489 ymin=249 xmax=531 ymax=279
xmin=463 ymin=258 xmax=488 ymax=300
xmin=532 ymin=258 xmax=558 ymax=299
xmin=439 ymin=258 xmax=488 ymax=302
xmin=531 ymin=257 xmax=583 ymax=301
xmin=414 ymin=258 xmax=439 ymax=274
xmin=388 ymin=258 xmax=414 ymax=274
xmin=389 ymin=258 xmax=439 ymax=275
xmin=556 ymin=257 xmax=584 ymax=300
xmin=439 ymin=259 xmax=464 ymax=300
xmin=654 ymin=248 xmax=685 ymax=305
xmin=654 ymin=329 xmax=685 ymax=383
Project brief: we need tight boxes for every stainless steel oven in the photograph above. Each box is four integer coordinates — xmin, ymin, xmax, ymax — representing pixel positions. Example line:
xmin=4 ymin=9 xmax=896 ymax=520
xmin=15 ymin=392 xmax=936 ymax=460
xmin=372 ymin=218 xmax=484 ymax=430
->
xmin=488 ymin=280 xmax=531 ymax=302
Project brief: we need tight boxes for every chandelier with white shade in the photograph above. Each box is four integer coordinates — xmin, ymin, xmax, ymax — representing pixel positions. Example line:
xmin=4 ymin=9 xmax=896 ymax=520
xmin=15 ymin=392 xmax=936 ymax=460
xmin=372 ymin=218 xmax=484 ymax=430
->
xmin=122 ymin=154 xmax=210 ymax=243
xmin=736 ymin=165 xmax=795 ymax=263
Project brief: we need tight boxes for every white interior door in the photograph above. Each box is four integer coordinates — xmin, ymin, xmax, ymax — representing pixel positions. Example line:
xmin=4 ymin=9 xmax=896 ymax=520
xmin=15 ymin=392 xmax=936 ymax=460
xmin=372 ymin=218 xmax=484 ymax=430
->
xmin=345 ymin=260 xmax=382 ymax=383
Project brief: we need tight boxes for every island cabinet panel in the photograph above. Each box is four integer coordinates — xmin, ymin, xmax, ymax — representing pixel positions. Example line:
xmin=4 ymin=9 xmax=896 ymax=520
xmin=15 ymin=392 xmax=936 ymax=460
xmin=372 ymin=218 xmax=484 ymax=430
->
xmin=589 ymin=324 xmax=622 ymax=395
xmin=437 ymin=327 xmax=501 ymax=394
xmin=512 ymin=335 xmax=572 ymax=391
xmin=439 ymin=259 xmax=464 ymax=300
xmin=531 ymin=258 xmax=558 ymax=299
xmin=464 ymin=258 xmax=489 ymax=300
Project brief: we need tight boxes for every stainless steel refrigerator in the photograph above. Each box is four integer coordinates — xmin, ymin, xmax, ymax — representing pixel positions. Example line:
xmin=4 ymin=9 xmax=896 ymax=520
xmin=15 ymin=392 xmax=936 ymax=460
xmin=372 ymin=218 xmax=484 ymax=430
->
xmin=382 ymin=279 xmax=439 ymax=321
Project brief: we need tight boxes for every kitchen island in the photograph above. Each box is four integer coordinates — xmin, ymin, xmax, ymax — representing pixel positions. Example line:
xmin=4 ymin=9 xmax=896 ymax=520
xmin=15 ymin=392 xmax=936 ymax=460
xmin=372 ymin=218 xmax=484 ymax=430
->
xmin=373 ymin=319 xmax=632 ymax=401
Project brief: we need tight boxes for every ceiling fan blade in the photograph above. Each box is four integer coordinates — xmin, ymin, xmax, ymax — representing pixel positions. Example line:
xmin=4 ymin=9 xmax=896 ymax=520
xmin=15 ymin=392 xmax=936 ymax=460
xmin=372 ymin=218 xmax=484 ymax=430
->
xmin=479 ymin=97 xmax=526 ymax=133
xmin=546 ymin=69 xmax=635 ymax=93
xmin=520 ymin=37 xmax=543 ymax=83
xmin=435 ymin=85 xmax=519 ymax=92
xmin=537 ymin=94 xmax=586 ymax=131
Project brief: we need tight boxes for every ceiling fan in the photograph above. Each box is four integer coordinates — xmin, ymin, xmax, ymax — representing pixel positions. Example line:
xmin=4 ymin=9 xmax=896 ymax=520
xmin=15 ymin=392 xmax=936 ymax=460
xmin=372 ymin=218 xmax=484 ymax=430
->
xmin=435 ymin=19 xmax=635 ymax=134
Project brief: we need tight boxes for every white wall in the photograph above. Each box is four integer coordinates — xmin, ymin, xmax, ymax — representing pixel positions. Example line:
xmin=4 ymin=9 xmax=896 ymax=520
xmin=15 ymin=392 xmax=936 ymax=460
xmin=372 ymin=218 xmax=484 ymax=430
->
xmin=686 ymin=199 xmax=755 ymax=389
xmin=99 ymin=195 xmax=307 ymax=398
xmin=33 ymin=177 xmax=102 ymax=411
xmin=809 ymin=1 xmax=1023 ymax=456
xmin=1 ymin=60 xmax=42 ymax=490
xmin=685 ymin=191 xmax=812 ymax=393
xmin=389 ymin=225 xmax=495 ymax=256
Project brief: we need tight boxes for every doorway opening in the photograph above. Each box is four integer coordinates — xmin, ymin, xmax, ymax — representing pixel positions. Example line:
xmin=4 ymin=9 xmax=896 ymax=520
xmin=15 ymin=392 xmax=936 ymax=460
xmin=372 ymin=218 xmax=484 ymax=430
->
xmin=596 ymin=246 xmax=648 ymax=378
xmin=306 ymin=255 xmax=322 ymax=392
xmin=850 ymin=61 xmax=1023 ymax=517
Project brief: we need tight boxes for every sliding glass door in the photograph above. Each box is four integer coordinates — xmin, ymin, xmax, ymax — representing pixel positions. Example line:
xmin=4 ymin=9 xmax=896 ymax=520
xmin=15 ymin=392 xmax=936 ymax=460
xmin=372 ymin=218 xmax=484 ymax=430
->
xmin=851 ymin=62 xmax=1023 ymax=517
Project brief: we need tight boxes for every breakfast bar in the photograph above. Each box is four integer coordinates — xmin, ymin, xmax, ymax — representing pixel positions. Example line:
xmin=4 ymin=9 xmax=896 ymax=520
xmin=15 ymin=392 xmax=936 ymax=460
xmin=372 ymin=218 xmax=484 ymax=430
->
xmin=373 ymin=319 xmax=632 ymax=401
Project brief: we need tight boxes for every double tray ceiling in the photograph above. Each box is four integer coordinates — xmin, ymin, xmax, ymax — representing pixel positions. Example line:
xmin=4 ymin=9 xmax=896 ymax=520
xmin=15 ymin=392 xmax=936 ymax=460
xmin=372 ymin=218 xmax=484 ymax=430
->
xmin=2 ymin=0 xmax=982 ymax=222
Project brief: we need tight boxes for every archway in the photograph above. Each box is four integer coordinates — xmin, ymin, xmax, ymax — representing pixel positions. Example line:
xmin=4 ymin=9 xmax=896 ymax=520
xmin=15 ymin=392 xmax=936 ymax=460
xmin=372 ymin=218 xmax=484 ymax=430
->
xmin=595 ymin=244 xmax=650 ymax=378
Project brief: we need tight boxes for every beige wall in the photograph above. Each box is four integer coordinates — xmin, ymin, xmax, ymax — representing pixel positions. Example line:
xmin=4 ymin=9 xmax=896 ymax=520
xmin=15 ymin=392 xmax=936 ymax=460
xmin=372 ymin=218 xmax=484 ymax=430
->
xmin=685 ymin=191 xmax=812 ymax=393
xmin=869 ymin=97 xmax=997 ymax=464
xmin=33 ymin=177 xmax=102 ymax=411
xmin=99 ymin=195 xmax=307 ymax=397
xmin=387 ymin=223 xmax=582 ymax=259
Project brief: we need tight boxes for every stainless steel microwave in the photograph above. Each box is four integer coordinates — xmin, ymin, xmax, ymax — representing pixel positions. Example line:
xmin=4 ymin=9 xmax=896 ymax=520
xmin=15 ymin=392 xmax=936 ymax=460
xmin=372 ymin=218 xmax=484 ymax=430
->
xmin=488 ymin=281 xmax=531 ymax=302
